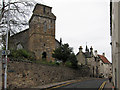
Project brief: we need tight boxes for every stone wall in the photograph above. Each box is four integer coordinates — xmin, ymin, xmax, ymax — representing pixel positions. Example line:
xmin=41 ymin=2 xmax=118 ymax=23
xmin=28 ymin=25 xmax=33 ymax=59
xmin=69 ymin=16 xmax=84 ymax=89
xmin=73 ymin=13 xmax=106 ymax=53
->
xmin=7 ymin=61 xmax=89 ymax=89
xmin=9 ymin=29 xmax=29 ymax=50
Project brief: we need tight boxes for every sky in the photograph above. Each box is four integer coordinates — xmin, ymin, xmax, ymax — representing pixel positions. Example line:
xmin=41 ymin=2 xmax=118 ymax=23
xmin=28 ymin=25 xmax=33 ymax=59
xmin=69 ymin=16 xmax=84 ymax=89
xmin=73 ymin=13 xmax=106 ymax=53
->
xmin=34 ymin=0 xmax=111 ymax=62
xmin=2 ymin=0 xmax=111 ymax=62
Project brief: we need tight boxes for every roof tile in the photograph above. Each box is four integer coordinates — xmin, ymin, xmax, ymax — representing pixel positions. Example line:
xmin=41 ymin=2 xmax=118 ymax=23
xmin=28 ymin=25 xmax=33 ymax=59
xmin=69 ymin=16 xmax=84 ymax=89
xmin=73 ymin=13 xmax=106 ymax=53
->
xmin=98 ymin=55 xmax=110 ymax=64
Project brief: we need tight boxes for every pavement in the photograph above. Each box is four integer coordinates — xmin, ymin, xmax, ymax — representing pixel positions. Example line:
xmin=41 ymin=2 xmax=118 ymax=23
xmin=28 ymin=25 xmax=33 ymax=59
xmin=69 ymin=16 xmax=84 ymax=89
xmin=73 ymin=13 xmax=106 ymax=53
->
xmin=104 ymin=80 xmax=115 ymax=89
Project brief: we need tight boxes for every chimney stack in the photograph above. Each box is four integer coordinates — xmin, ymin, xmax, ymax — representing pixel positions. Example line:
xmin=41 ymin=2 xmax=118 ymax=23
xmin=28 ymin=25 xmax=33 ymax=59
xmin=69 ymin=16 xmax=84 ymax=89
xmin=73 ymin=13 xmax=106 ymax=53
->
xmin=60 ymin=38 xmax=62 ymax=45
xmin=90 ymin=46 xmax=93 ymax=52
xmin=90 ymin=46 xmax=93 ymax=56
xmin=79 ymin=46 xmax=83 ymax=53
xmin=94 ymin=50 xmax=98 ymax=57
xmin=103 ymin=53 xmax=105 ymax=57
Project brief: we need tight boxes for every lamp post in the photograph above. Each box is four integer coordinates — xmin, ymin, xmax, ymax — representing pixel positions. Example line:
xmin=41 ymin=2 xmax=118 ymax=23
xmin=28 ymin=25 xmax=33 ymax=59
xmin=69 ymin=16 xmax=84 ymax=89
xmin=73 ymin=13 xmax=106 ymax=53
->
xmin=4 ymin=0 xmax=10 ymax=89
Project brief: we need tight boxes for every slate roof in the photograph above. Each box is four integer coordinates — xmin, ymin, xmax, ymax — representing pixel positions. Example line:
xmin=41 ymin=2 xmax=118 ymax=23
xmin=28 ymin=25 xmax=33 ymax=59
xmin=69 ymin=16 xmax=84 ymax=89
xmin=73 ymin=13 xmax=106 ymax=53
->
xmin=10 ymin=29 xmax=29 ymax=37
xmin=98 ymin=55 xmax=110 ymax=64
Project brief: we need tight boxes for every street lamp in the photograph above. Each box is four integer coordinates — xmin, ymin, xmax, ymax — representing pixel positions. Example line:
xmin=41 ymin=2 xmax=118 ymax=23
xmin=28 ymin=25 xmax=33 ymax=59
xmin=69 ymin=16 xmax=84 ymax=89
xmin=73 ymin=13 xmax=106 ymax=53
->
xmin=4 ymin=0 xmax=10 ymax=89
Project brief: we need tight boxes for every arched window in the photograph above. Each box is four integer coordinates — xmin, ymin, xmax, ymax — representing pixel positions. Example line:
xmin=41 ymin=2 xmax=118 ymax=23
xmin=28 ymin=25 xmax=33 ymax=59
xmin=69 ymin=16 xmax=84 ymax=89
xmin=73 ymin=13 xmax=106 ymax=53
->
xmin=43 ymin=21 xmax=47 ymax=32
xmin=42 ymin=52 xmax=47 ymax=59
xmin=17 ymin=42 xmax=23 ymax=50
xmin=43 ymin=6 xmax=46 ymax=14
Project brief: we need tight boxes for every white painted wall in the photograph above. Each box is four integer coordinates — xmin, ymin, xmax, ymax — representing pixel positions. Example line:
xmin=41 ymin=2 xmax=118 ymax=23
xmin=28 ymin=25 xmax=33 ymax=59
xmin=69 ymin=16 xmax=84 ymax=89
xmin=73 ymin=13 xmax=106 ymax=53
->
xmin=111 ymin=1 xmax=120 ymax=88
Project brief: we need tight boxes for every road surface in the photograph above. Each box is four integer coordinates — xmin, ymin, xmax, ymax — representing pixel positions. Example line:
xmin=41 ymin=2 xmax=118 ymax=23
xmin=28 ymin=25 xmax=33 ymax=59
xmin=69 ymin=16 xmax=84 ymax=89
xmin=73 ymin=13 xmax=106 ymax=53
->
xmin=52 ymin=78 xmax=108 ymax=89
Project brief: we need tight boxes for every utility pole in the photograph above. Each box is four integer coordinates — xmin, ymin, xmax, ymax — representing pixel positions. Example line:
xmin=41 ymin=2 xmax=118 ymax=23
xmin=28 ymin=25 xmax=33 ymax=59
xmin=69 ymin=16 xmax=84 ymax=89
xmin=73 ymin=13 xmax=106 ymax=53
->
xmin=4 ymin=0 xmax=10 ymax=89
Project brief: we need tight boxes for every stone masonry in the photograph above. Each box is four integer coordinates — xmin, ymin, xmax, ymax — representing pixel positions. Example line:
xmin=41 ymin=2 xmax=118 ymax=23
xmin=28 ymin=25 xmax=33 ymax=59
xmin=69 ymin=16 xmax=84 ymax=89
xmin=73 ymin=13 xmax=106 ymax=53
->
xmin=7 ymin=61 xmax=90 ymax=89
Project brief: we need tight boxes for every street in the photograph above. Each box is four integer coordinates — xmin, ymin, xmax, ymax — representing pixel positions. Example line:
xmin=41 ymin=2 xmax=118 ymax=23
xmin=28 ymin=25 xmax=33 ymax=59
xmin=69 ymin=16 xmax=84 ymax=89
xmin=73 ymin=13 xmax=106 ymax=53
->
xmin=51 ymin=78 xmax=108 ymax=89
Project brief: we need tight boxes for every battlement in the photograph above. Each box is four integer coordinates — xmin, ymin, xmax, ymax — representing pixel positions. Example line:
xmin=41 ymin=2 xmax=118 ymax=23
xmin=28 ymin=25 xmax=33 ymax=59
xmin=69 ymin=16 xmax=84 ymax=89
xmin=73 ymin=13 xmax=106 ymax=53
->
xmin=32 ymin=3 xmax=56 ymax=20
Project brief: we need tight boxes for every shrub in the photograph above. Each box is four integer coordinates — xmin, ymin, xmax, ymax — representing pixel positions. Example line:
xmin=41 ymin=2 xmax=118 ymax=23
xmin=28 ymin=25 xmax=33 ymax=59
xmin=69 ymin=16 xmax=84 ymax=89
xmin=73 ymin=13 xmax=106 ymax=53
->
xmin=18 ymin=49 xmax=30 ymax=58
xmin=52 ymin=43 xmax=78 ymax=68
xmin=65 ymin=61 xmax=72 ymax=67
xmin=34 ymin=60 xmax=60 ymax=66
xmin=52 ymin=43 xmax=73 ymax=64
xmin=9 ymin=49 xmax=35 ymax=61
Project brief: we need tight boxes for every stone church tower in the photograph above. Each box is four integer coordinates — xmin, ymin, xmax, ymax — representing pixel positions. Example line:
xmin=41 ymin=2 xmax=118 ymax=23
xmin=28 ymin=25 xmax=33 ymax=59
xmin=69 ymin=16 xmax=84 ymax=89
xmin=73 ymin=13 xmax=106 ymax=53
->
xmin=9 ymin=4 xmax=56 ymax=61
xmin=28 ymin=4 xmax=56 ymax=61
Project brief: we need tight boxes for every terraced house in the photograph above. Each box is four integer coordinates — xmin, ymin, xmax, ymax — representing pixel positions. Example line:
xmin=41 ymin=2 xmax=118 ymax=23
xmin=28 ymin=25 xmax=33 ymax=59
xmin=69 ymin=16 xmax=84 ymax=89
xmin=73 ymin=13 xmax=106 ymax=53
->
xmin=76 ymin=46 xmax=112 ymax=78
xmin=97 ymin=54 xmax=112 ymax=78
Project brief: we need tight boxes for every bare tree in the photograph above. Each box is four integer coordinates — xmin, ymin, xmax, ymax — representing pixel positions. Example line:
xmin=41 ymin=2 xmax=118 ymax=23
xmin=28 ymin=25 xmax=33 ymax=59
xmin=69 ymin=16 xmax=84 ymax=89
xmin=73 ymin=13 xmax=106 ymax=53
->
xmin=0 ymin=0 xmax=36 ymax=48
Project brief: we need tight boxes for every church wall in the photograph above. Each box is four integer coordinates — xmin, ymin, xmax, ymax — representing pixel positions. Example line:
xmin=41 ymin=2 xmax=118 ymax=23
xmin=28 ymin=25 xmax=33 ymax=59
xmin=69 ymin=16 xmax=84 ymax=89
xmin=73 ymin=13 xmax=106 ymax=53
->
xmin=28 ymin=34 xmax=55 ymax=61
xmin=9 ymin=30 xmax=29 ymax=50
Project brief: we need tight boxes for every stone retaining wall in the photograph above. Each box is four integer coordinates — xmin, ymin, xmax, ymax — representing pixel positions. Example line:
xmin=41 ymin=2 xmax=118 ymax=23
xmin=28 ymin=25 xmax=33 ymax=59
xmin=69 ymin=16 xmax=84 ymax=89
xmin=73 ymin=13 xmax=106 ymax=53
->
xmin=7 ymin=61 xmax=90 ymax=89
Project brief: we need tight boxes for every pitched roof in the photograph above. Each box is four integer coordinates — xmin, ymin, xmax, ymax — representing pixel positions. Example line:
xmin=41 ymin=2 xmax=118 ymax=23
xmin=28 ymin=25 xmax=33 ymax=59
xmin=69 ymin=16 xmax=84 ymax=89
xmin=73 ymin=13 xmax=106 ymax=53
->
xmin=10 ymin=29 xmax=29 ymax=37
xmin=55 ymin=39 xmax=60 ymax=44
xmin=29 ymin=3 xmax=56 ymax=23
xmin=76 ymin=52 xmax=85 ymax=56
xmin=98 ymin=55 xmax=110 ymax=64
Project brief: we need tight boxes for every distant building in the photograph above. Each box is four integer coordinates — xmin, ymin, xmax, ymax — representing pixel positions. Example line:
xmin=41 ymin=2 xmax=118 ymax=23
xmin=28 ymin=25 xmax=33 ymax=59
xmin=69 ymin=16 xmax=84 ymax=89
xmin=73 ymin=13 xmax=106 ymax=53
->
xmin=97 ymin=54 xmax=112 ymax=78
xmin=76 ymin=46 xmax=112 ymax=78
xmin=76 ymin=45 xmax=97 ymax=77
xmin=9 ymin=4 xmax=60 ymax=61
xmin=76 ymin=46 xmax=86 ymax=65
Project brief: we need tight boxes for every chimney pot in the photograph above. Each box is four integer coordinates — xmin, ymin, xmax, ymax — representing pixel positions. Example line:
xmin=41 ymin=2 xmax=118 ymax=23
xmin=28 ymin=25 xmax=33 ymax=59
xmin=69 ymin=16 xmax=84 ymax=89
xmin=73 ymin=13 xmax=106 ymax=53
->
xmin=79 ymin=46 xmax=83 ymax=52
xmin=94 ymin=50 xmax=98 ymax=57
xmin=103 ymin=53 xmax=105 ymax=56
